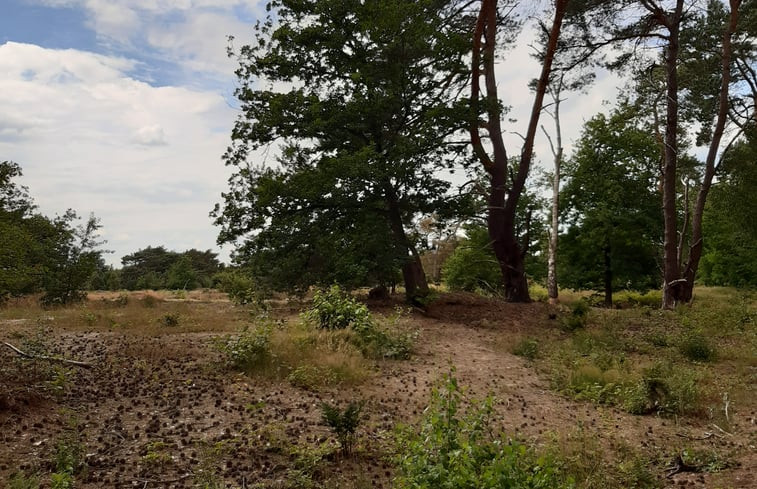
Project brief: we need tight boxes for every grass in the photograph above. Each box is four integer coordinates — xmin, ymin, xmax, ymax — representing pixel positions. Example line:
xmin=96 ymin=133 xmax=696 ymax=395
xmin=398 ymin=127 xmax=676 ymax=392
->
xmin=533 ymin=287 xmax=755 ymax=422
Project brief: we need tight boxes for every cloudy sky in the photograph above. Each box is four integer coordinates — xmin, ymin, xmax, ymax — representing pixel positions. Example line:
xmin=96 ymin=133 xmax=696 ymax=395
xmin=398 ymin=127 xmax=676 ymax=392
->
xmin=1 ymin=1 xmax=621 ymax=266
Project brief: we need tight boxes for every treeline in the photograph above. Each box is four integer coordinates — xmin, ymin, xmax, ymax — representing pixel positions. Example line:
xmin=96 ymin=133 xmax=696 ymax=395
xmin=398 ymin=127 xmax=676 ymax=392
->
xmin=213 ymin=0 xmax=756 ymax=307
xmin=90 ymin=246 xmax=224 ymax=291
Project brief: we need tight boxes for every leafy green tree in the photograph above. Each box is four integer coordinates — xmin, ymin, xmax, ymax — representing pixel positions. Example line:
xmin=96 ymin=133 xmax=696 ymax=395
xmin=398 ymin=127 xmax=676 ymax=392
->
xmin=560 ymin=109 xmax=662 ymax=306
xmin=213 ymin=0 xmax=475 ymax=300
xmin=120 ymin=246 xmax=177 ymax=290
xmin=40 ymin=212 xmax=104 ymax=306
xmin=1 ymin=161 xmax=104 ymax=305
xmin=166 ymin=255 xmax=200 ymax=290
xmin=700 ymin=126 xmax=757 ymax=287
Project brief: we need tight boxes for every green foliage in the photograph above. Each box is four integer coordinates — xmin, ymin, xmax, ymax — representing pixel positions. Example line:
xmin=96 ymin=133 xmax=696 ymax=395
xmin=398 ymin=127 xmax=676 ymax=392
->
xmin=700 ymin=127 xmax=757 ymax=288
xmin=395 ymin=371 xmax=573 ymax=489
xmin=629 ymin=362 xmax=702 ymax=416
xmin=512 ymin=338 xmax=539 ymax=360
xmin=216 ymin=322 xmax=274 ymax=372
xmin=560 ymin=108 xmax=662 ymax=305
xmin=303 ymin=285 xmax=372 ymax=331
xmin=213 ymin=269 xmax=266 ymax=306
xmin=303 ymin=286 xmax=414 ymax=359
xmin=678 ymin=330 xmax=717 ymax=362
xmin=213 ymin=0 xmax=476 ymax=295
xmin=50 ymin=434 xmax=84 ymax=489
xmin=120 ymin=246 xmax=221 ymax=291
xmin=320 ymin=400 xmax=364 ymax=455
xmin=561 ymin=301 xmax=590 ymax=331
xmin=442 ymin=226 xmax=501 ymax=293
xmin=8 ymin=472 xmax=40 ymax=489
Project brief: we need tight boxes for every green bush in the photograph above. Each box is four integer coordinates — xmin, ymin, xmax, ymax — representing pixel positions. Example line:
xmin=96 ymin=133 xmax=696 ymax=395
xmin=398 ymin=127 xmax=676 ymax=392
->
xmin=157 ymin=313 xmax=180 ymax=327
xmin=321 ymin=400 xmax=364 ymax=455
xmin=441 ymin=227 xmax=501 ymax=294
xmin=624 ymin=362 xmax=702 ymax=416
xmin=216 ymin=322 xmax=274 ymax=372
xmin=302 ymin=285 xmax=372 ymax=330
xmin=512 ymin=338 xmax=539 ymax=360
xmin=213 ymin=269 xmax=266 ymax=307
xmin=395 ymin=371 xmax=574 ymax=489
xmin=679 ymin=331 xmax=717 ymax=362
xmin=561 ymin=301 xmax=590 ymax=331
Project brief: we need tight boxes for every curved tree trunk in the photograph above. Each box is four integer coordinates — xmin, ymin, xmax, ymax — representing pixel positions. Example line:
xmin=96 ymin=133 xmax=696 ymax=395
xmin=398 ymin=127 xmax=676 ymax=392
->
xmin=470 ymin=0 xmax=568 ymax=303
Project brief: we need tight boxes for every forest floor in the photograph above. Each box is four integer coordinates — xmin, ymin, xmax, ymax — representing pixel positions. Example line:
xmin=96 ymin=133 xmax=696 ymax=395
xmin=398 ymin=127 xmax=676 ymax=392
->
xmin=0 ymin=288 xmax=755 ymax=489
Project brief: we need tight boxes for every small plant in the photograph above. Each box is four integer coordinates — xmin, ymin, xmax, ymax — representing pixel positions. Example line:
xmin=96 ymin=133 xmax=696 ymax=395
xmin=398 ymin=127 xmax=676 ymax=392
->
xmin=624 ymin=362 xmax=702 ymax=416
xmin=288 ymin=365 xmax=336 ymax=390
xmin=140 ymin=295 xmax=159 ymax=308
xmin=114 ymin=293 xmax=129 ymax=307
xmin=512 ymin=337 xmax=539 ymax=360
xmin=320 ymin=400 xmax=364 ymax=455
xmin=157 ymin=313 xmax=180 ymax=327
xmin=679 ymin=330 xmax=717 ymax=362
xmin=8 ymin=472 xmax=40 ymax=489
xmin=50 ymin=435 xmax=84 ymax=489
xmin=303 ymin=285 xmax=372 ymax=330
xmin=561 ymin=300 xmax=590 ymax=331
xmin=396 ymin=371 xmax=573 ymax=489
xmin=216 ymin=322 xmax=273 ymax=372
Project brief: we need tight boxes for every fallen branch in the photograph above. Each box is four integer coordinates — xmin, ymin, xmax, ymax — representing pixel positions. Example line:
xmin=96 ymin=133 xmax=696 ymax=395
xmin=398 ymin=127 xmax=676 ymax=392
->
xmin=2 ymin=342 xmax=93 ymax=368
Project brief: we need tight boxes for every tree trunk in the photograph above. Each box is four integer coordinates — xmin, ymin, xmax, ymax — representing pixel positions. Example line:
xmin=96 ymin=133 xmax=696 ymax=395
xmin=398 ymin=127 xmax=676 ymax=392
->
xmin=384 ymin=182 xmax=430 ymax=301
xmin=470 ymin=0 xmax=568 ymax=303
xmin=680 ymin=1 xmax=741 ymax=303
xmin=659 ymin=1 xmax=685 ymax=310
xmin=546 ymin=79 xmax=564 ymax=305
xmin=603 ymin=243 xmax=612 ymax=308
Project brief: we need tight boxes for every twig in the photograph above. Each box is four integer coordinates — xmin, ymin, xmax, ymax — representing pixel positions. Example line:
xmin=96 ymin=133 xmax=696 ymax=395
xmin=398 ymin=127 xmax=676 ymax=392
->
xmin=675 ymin=432 xmax=714 ymax=441
xmin=134 ymin=474 xmax=192 ymax=485
xmin=2 ymin=342 xmax=93 ymax=368
xmin=710 ymin=423 xmax=733 ymax=436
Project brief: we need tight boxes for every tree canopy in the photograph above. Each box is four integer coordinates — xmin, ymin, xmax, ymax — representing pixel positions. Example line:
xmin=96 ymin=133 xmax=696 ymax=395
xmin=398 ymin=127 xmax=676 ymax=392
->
xmin=213 ymin=0 xmax=476 ymax=299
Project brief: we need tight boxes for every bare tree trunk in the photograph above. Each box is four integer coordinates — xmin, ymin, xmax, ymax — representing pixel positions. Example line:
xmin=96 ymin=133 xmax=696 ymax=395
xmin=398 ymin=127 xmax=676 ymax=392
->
xmin=470 ymin=0 xmax=568 ymax=303
xmin=385 ymin=182 xmax=430 ymax=302
xmin=603 ymin=243 xmax=613 ymax=308
xmin=658 ymin=0 xmax=685 ymax=310
xmin=544 ymin=78 xmax=565 ymax=304
xmin=680 ymin=0 xmax=741 ymax=303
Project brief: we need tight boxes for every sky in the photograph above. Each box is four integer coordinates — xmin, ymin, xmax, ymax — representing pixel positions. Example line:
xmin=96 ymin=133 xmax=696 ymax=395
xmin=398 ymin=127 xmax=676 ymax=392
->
xmin=0 ymin=1 xmax=622 ymax=267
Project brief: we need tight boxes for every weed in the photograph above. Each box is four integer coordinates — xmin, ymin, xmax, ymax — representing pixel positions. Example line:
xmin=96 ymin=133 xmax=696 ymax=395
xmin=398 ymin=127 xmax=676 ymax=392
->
xmin=216 ymin=323 xmax=273 ymax=372
xmin=286 ymin=443 xmax=333 ymax=488
xmin=50 ymin=434 xmax=85 ymax=489
xmin=157 ymin=313 xmax=180 ymax=327
xmin=627 ymin=362 xmax=702 ymax=416
xmin=395 ymin=371 xmax=573 ymax=489
xmin=562 ymin=300 xmax=590 ymax=331
xmin=8 ymin=472 xmax=40 ymax=489
xmin=512 ymin=337 xmax=539 ymax=360
xmin=140 ymin=295 xmax=159 ymax=308
xmin=288 ymin=365 xmax=336 ymax=390
xmin=679 ymin=330 xmax=717 ymax=362
xmin=302 ymin=285 xmax=373 ymax=330
xmin=321 ymin=400 xmax=364 ymax=455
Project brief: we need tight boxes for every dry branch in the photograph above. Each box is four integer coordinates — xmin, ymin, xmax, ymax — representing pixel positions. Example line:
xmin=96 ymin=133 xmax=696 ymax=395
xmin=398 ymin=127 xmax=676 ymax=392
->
xmin=2 ymin=341 xmax=93 ymax=368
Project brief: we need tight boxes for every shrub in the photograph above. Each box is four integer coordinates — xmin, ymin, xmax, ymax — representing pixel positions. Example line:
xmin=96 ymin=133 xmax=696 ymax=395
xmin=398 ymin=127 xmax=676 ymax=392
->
xmin=216 ymin=322 xmax=273 ymax=372
xmin=561 ymin=301 xmax=590 ymax=331
xmin=302 ymin=285 xmax=372 ymax=330
xmin=395 ymin=371 xmax=573 ymax=489
xmin=512 ymin=337 xmax=539 ymax=360
xmin=679 ymin=331 xmax=717 ymax=362
xmin=624 ymin=362 xmax=702 ymax=416
xmin=320 ymin=400 xmax=364 ymax=455
xmin=441 ymin=227 xmax=502 ymax=294
xmin=213 ymin=269 xmax=266 ymax=307
xmin=157 ymin=313 xmax=180 ymax=327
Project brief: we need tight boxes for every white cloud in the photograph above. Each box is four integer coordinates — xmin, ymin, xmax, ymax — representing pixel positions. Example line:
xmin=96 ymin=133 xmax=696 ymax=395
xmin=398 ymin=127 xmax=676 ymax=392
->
xmin=35 ymin=0 xmax=262 ymax=77
xmin=0 ymin=41 xmax=234 ymax=264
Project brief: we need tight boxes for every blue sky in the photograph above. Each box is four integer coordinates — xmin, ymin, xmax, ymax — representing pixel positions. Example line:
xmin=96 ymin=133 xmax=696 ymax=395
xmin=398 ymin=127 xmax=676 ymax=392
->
xmin=1 ymin=0 xmax=623 ymax=268
xmin=0 ymin=0 xmax=267 ymax=265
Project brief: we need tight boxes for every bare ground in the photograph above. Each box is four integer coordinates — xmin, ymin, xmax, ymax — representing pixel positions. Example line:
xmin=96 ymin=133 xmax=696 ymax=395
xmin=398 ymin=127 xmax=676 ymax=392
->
xmin=1 ymin=292 xmax=755 ymax=488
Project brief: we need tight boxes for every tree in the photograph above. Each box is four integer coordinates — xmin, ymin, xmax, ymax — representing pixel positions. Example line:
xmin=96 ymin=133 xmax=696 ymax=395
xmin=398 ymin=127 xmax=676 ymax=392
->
xmin=470 ymin=0 xmax=602 ymax=302
xmin=120 ymin=246 xmax=179 ymax=290
xmin=1 ymin=161 xmax=104 ymax=305
xmin=700 ymin=125 xmax=757 ymax=287
xmin=40 ymin=211 xmax=104 ymax=306
xmin=560 ymin=109 xmax=662 ymax=306
xmin=214 ymin=0 xmax=475 ymax=300
xmin=607 ymin=0 xmax=751 ymax=307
